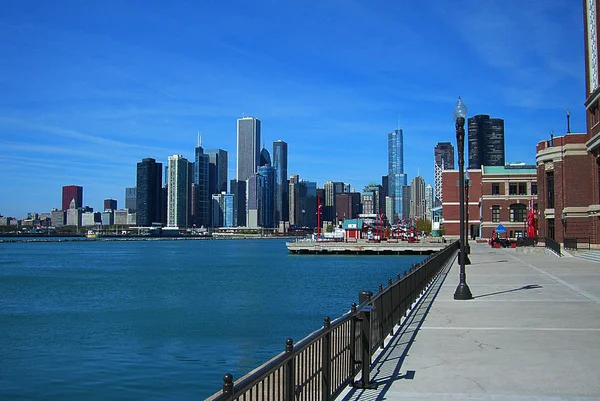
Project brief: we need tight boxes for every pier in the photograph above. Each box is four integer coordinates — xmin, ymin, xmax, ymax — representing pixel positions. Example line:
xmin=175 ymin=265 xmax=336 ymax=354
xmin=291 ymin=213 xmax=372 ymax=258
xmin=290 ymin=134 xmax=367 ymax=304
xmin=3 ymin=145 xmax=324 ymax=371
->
xmin=286 ymin=238 xmax=448 ymax=255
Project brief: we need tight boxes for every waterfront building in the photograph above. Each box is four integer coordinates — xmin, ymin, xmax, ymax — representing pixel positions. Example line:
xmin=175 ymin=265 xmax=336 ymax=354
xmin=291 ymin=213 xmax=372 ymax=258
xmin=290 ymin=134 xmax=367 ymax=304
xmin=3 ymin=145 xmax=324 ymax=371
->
xmin=101 ymin=210 xmax=114 ymax=226
xmin=66 ymin=198 xmax=82 ymax=227
xmin=51 ymin=209 xmax=65 ymax=227
xmin=401 ymin=185 xmax=411 ymax=221
xmin=212 ymin=192 xmax=235 ymax=228
xmin=205 ymin=149 xmax=228 ymax=195
xmin=468 ymin=115 xmax=505 ymax=169
xmin=81 ymin=212 xmax=96 ymax=227
xmin=297 ymin=180 xmax=317 ymax=228
xmin=167 ymin=154 xmax=190 ymax=228
xmin=272 ymin=140 xmax=289 ymax=224
xmin=442 ymin=166 xmax=537 ymax=239
xmin=62 ymin=185 xmax=83 ymax=211
xmin=410 ymin=176 xmax=426 ymax=220
xmin=385 ymin=196 xmax=395 ymax=224
xmin=258 ymin=165 xmax=275 ymax=228
xmin=114 ymin=209 xmax=129 ymax=225
xmin=388 ymin=129 xmax=407 ymax=222
xmin=136 ymin=158 xmax=163 ymax=227
xmin=434 ymin=142 xmax=454 ymax=206
xmin=194 ymin=145 xmax=210 ymax=227
xmin=104 ymin=199 xmax=117 ymax=211
xmin=125 ymin=187 xmax=136 ymax=212
xmin=127 ymin=212 xmax=136 ymax=225
xmin=324 ymin=181 xmax=346 ymax=223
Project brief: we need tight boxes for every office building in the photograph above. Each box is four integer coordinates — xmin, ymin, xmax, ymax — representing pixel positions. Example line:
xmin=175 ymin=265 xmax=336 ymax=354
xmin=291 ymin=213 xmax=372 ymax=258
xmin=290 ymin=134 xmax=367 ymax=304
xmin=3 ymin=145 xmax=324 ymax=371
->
xmin=237 ymin=116 xmax=261 ymax=182
xmin=272 ymin=140 xmax=288 ymax=224
xmin=425 ymin=184 xmax=433 ymax=220
xmin=136 ymin=158 xmax=163 ymax=226
xmin=324 ymin=181 xmax=346 ymax=223
xmin=388 ymin=129 xmax=407 ymax=222
xmin=167 ymin=155 xmax=190 ymax=228
xmin=66 ymin=198 xmax=82 ymax=227
xmin=51 ymin=209 xmax=65 ymax=227
xmin=258 ymin=165 xmax=275 ymax=228
xmin=434 ymin=142 xmax=454 ymax=206
xmin=205 ymin=149 xmax=228 ymax=195
xmin=194 ymin=145 xmax=210 ymax=227
xmin=289 ymin=174 xmax=300 ymax=226
xmin=230 ymin=179 xmax=246 ymax=227
xmin=410 ymin=176 xmax=426 ymax=220
xmin=468 ymin=115 xmax=505 ymax=169
xmin=125 ymin=187 xmax=136 ymax=211
xmin=212 ymin=192 xmax=235 ymax=228
xmin=62 ymin=185 xmax=83 ymax=211
xmin=104 ymin=199 xmax=117 ymax=211
xmin=402 ymin=186 xmax=411 ymax=221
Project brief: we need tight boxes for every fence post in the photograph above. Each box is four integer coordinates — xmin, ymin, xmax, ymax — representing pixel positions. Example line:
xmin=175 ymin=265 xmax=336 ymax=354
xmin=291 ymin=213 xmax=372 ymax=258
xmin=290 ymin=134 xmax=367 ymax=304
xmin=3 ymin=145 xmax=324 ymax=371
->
xmin=285 ymin=338 xmax=294 ymax=401
xmin=222 ymin=373 xmax=234 ymax=398
xmin=322 ymin=316 xmax=331 ymax=400
xmin=350 ymin=302 xmax=357 ymax=378
xmin=354 ymin=305 xmax=377 ymax=389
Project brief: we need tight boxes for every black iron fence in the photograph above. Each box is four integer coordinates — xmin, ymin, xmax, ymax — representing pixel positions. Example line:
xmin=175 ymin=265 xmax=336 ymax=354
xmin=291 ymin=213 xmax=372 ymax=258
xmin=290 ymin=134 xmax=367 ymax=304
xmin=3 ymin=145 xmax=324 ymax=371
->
xmin=208 ymin=240 xmax=459 ymax=401
xmin=516 ymin=237 xmax=538 ymax=247
xmin=564 ymin=237 xmax=591 ymax=251
xmin=545 ymin=237 xmax=561 ymax=256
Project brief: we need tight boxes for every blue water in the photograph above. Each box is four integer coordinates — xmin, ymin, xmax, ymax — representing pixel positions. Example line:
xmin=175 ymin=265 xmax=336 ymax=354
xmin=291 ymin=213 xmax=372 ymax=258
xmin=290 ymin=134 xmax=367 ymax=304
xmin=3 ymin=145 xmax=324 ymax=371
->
xmin=0 ymin=238 xmax=425 ymax=399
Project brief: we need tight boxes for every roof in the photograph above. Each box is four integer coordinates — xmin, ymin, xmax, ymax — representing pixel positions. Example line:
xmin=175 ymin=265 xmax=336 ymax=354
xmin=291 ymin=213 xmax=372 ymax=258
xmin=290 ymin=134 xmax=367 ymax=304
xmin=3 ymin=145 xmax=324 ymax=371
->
xmin=483 ymin=165 xmax=537 ymax=175
xmin=342 ymin=219 xmax=363 ymax=230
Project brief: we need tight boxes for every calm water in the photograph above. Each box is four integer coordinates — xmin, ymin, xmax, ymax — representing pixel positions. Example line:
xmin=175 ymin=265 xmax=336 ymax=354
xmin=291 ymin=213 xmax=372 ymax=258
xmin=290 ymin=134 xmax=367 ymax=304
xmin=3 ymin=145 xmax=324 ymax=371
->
xmin=0 ymin=238 xmax=425 ymax=400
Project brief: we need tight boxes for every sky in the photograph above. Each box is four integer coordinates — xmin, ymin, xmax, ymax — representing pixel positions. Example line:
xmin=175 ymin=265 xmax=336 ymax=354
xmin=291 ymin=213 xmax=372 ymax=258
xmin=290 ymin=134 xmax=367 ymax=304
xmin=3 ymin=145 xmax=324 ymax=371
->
xmin=0 ymin=0 xmax=586 ymax=218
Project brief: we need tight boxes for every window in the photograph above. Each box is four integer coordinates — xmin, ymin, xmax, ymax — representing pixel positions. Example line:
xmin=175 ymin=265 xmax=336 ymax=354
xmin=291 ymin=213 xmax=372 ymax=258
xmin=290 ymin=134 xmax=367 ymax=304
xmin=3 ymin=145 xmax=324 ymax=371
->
xmin=531 ymin=183 xmax=538 ymax=195
xmin=509 ymin=183 xmax=517 ymax=195
xmin=546 ymin=172 xmax=554 ymax=208
xmin=518 ymin=183 xmax=527 ymax=195
xmin=492 ymin=205 xmax=500 ymax=222
xmin=547 ymin=218 xmax=555 ymax=240
xmin=491 ymin=183 xmax=500 ymax=195
xmin=510 ymin=203 xmax=527 ymax=222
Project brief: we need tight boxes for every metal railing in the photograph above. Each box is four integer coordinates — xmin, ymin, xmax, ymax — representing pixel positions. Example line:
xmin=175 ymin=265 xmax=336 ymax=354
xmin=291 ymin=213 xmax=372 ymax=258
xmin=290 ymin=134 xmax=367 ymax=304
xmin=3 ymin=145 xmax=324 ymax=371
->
xmin=545 ymin=237 xmax=561 ymax=256
xmin=208 ymin=240 xmax=459 ymax=400
xmin=516 ymin=237 xmax=537 ymax=247
xmin=564 ymin=237 xmax=591 ymax=251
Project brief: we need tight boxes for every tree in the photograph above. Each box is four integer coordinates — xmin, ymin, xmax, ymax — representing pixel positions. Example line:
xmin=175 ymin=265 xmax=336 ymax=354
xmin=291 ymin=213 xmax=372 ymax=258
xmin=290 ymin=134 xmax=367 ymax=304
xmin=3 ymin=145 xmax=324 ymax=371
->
xmin=416 ymin=218 xmax=432 ymax=235
xmin=326 ymin=224 xmax=333 ymax=233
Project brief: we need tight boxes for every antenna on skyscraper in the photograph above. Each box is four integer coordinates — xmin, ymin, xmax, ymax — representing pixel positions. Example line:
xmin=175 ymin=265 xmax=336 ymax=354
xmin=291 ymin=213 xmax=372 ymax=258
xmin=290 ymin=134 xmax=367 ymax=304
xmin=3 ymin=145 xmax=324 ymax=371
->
xmin=197 ymin=132 xmax=202 ymax=147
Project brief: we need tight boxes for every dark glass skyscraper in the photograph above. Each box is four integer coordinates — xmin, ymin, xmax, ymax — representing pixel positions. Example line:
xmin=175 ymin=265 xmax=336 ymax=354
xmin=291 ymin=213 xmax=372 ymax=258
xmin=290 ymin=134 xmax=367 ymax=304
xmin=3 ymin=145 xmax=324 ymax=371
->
xmin=434 ymin=142 xmax=455 ymax=206
xmin=205 ymin=149 xmax=228 ymax=195
xmin=468 ymin=115 xmax=505 ymax=169
xmin=62 ymin=185 xmax=83 ymax=211
xmin=272 ymin=140 xmax=288 ymax=224
xmin=136 ymin=158 xmax=163 ymax=226
xmin=258 ymin=165 xmax=275 ymax=228
xmin=194 ymin=145 xmax=210 ymax=227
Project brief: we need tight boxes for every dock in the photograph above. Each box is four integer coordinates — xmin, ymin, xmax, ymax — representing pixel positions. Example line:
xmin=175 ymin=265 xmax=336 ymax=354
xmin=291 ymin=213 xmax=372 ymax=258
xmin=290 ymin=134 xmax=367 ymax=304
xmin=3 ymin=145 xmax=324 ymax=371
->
xmin=285 ymin=238 xmax=447 ymax=254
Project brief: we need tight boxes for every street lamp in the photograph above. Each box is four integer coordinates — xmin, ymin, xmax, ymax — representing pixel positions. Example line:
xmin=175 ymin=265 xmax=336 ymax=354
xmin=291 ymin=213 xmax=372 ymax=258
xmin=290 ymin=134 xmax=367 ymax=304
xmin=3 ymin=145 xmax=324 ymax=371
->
xmin=464 ymin=171 xmax=471 ymax=258
xmin=453 ymin=97 xmax=473 ymax=300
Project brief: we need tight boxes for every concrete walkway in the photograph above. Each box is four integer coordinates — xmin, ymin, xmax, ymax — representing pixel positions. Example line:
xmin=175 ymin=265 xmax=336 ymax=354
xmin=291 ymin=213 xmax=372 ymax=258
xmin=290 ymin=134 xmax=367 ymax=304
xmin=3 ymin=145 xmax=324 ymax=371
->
xmin=339 ymin=242 xmax=600 ymax=400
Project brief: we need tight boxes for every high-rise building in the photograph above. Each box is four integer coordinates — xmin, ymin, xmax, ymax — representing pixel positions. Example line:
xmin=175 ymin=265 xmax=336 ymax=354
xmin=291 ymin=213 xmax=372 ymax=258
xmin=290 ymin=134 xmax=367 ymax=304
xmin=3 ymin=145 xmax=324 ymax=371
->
xmin=167 ymin=155 xmax=190 ymax=228
xmin=388 ymin=129 xmax=407 ymax=222
xmin=230 ymin=179 xmax=246 ymax=227
xmin=468 ymin=115 xmax=505 ymax=169
xmin=66 ymin=198 xmax=82 ymax=226
xmin=401 ymin=185 xmax=411 ymax=221
xmin=62 ymin=185 xmax=83 ymax=211
xmin=297 ymin=180 xmax=317 ymax=228
xmin=425 ymin=184 xmax=433 ymax=221
xmin=259 ymin=147 xmax=271 ymax=167
xmin=205 ymin=149 xmax=228 ymax=195
xmin=136 ymin=158 xmax=163 ymax=227
xmin=237 ymin=116 xmax=261 ymax=182
xmin=324 ymin=181 xmax=346 ymax=222
xmin=194 ymin=145 xmax=210 ymax=227
xmin=258 ymin=165 xmax=275 ymax=228
xmin=410 ymin=176 xmax=426 ymax=220
xmin=246 ymin=173 xmax=262 ymax=229
xmin=211 ymin=192 xmax=235 ymax=228
xmin=289 ymin=174 xmax=300 ymax=226
xmin=434 ymin=142 xmax=455 ymax=206
xmin=125 ymin=187 xmax=136 ymax=211
xmin=104 ymin=199 xmax=117 ymax=211
xmin=272 ymin=140 xmax=288 ymax=224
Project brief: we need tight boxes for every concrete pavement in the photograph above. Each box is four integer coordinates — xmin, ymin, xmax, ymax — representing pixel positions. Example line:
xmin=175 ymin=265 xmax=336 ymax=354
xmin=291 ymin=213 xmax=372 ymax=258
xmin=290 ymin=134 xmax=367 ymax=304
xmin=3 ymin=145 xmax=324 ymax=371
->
xmin=339 ymin=242 xmax=600 ymax=400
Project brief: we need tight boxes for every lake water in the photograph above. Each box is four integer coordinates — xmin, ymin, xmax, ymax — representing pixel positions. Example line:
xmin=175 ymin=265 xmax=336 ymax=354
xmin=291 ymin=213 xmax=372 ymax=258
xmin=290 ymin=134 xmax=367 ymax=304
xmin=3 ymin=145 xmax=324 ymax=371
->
xmin=0 ymin=238 xmax=425 ymax=399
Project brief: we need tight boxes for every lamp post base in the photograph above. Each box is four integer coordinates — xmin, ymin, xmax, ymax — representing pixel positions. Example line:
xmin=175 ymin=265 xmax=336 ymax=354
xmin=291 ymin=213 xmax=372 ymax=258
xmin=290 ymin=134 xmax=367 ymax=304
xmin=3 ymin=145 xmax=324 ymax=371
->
xmin=454 ymin=282 xmax=473 ymax=300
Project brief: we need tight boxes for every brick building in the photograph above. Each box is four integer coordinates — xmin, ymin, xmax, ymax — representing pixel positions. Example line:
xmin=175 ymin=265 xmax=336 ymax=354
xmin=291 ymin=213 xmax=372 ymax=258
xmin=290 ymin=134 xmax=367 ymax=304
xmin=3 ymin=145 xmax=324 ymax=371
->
xmin=533 ymin=1 xmax=600 ymax=244
xmin=442 ymin=166 xmax=537 ymax=239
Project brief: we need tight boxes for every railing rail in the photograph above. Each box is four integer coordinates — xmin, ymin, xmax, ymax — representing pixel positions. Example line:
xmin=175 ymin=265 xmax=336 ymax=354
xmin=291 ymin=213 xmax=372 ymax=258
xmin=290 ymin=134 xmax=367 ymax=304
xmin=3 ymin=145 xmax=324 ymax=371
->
xmin=208 ymin=240 xmax=459 ymax=401
xmin=564 ymin=237 xmax=591 ymax=251
xmin=545 ymin=237 xmax=561 ymax=256
xmin=516 ymin=236 xmax=537 ymax=247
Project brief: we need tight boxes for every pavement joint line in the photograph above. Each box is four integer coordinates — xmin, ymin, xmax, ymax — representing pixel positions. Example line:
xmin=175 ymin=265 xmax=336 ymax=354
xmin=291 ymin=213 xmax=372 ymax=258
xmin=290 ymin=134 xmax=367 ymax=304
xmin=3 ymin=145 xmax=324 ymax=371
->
xmin=505 ymin=250 xmax=600 ymax=305
xmin=420 ymin=327 xmax=600 ymax=331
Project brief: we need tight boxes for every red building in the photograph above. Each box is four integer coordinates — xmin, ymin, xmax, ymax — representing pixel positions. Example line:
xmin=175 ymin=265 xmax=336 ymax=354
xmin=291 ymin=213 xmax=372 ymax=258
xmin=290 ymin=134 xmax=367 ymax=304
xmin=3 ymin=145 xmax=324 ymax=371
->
xmin=62 ymin=185 xmax=83 ymax=211
xmin=533 ymin=1 xmax=600 ymax=244
xmin=442 ymin=166 xmax=537 ymax=239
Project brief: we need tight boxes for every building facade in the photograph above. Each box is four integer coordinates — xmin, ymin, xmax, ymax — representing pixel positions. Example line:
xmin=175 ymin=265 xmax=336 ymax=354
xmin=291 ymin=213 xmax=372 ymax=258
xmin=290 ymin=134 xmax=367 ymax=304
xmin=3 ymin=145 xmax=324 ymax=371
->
xmin=388 ymin=129 xmax=407 ymax=222
xmin=136 ymin=158 xmax=163 ymax=226
xmin=434 ymin=142 xmax=454 ymax=206
xmin=167 ymin=155 xmax=190 ymax=228
xmin=237 ymin=116 xmax=261 ymax=182
xmin=125 ymin=187 xmax=136 ymax=211
xmin=62 ymin=185 xmax=83 ymax=211
xmin=104 ymin=199 xmax=117 ymax=211
xmin=468 ymin=115 xmax=505 ymax=169
xmin=205 ymin=148 xmax=228 ymax=195
xmin=194 ymin=145 xmax=210 ymax=227
xmin=272 ymin=140 xmax=289 ymax=225
xmin=409 ymin=176 xmax=426 ymax=220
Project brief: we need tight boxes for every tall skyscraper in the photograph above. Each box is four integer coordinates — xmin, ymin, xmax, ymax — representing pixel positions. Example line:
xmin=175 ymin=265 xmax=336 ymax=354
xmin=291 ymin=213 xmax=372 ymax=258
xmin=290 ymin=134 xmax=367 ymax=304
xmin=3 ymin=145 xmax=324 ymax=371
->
xmin=388 ymin=129 xmax=407 ymax=223
xmin=194 ymin=145 xmax=210 ymax=227
xmin=104 ymin=199 xmax=117 ymax=211
xmin=425 ymin=184 xmax=433 ymax=220
xmin=410 ymin=176 xmax=426 ymax=220
xmin=434 ymin=142 xmax=455 ymax=206
xmin=468 ymin=115 xmax=505 ymax=169
xmin=289 ymin=174 xmax=300 ymax=226
xmin=125 ymin=187 xmax=136 ymax=211
xmin=205 ymin=149 xmax=228 ymax=195
xmin=258 ymin=165 xmax=275 ymax=228
xmin=62 ymin=185 xmax=83 ymax=211
xmin=246 ymin=173 xmax=262 ymax=229
xmin=212 ymin=192 xmax=234 ymax=228
xmin=136 ymin=158 xmax=163 ymax=226
xmin=324 ymin=181 xmax=346 ymax=222
xmin=272 ymin=140 xmax=288 ymax=224
xmin=230 ymin=179 xmax=246 ymax=227
xmin=237 ymin=116 xmax=261 ymax=182
xmin=167 ymin=155 xmax=190 ymax=228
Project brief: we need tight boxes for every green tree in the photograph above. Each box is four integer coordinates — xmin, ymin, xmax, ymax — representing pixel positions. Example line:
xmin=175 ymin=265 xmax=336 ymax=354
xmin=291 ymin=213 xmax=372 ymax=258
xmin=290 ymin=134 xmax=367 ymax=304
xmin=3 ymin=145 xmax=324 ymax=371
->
xmin=326 ymin=224 xmax=333 ymax=233
xmin=416 ymin=218 xmax=432 ymax=235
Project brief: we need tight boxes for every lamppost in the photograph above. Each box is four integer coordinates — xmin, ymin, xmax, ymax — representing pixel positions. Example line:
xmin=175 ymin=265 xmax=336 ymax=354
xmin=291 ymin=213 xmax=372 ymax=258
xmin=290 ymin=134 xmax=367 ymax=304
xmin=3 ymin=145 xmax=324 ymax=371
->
xmin=453 ymin=97 xmax=473 ymax=300
xmin=464 ymin=171 xmax=471 ymax=258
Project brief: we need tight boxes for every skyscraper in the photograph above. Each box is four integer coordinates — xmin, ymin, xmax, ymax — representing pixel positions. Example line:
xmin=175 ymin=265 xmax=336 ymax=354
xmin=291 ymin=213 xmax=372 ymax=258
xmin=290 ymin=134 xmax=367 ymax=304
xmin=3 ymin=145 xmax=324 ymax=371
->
xmin=136 ymin=158 xmax=163 ymax=226
xmin=258 ymin=165 xmax=275 ymax=228
xmin=205 ymin=149 xmax=228 ymax=195
xmin=388 ymin=129 xmax=407 ymax=223
xmin=62 ymin=185 xmax=83 ymax=211
xmin=237 ymin=116 xmax=261 ymax=182
xmin=410 ymin=175 xmax=426 ymax=220
xmin=272 ymin=140 xmax=288 ymax=224
xmin=194 ymin=145 xmax=210 ymax=227
xmin=434 ymin=142 xmax=455 ymax=206
xmin=468 ymin=115 xmax=505 ymax=169
xmin=104 ymin=199 xmax=117 ymax=211
xmin=324 ymin=181 xmax=346 ymax=222
xmin=125 ymin=187 xmax=136 ymax=211
xmin=167 ymin=154 xmax=190 ymax=228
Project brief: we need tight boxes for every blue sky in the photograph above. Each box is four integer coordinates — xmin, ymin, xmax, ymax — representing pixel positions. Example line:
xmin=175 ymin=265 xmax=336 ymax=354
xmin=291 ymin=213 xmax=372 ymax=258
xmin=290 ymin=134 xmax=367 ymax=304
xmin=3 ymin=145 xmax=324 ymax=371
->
xmin=0 ymin=0 xmax=585 ymax=218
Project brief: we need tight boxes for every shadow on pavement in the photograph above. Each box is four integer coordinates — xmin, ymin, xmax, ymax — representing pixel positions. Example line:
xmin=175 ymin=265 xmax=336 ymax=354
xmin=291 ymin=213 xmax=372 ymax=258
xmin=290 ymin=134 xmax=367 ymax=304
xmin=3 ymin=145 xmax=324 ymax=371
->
xmin=473 ymin=284 xmax=542 ymax=299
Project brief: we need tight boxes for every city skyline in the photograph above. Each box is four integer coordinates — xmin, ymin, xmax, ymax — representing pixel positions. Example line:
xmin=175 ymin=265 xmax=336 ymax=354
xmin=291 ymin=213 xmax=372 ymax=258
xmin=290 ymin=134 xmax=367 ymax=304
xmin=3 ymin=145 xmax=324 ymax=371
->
xmin=0 ymin=1 xmax=585 ymax=218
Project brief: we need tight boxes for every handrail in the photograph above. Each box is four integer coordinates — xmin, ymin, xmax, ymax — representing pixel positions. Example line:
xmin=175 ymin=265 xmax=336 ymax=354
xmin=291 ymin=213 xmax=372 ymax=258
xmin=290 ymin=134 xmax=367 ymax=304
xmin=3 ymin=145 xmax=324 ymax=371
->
xmin=545 ymin=237 xmax=562 ymax=256
xmin=208 ymin=240 xmax=460 ymax=400
xmin=564 ymin=237 xmax=591 ymax=251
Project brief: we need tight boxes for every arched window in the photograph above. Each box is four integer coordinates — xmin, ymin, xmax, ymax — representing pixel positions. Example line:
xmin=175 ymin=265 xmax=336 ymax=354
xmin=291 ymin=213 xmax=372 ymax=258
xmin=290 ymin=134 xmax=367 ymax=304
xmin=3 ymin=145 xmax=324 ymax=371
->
xmin=510 ymin=203 xmax=527 ymax=222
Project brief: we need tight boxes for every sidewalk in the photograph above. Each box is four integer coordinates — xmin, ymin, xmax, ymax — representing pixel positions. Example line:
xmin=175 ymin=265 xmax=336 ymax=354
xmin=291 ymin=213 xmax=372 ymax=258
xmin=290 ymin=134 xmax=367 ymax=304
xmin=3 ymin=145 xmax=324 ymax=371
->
xmin=339 ymin=242 xmax=600 ymax=400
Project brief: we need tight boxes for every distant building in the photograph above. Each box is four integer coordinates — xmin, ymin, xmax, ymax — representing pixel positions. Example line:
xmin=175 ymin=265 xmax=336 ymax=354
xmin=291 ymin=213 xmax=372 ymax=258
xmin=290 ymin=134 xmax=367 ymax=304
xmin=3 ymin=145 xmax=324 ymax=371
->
xmin=288 ymin=174 xmax=300 ymax=226
xmin=237 ymin=116 xmax=261 ymax=182
xmin=258 ymin=165 xmax=275 ymax=228
xmin=272 ymin=140 xmax=289 ymax=224
xmin=410 ymin=176 xmax=426 ymax=220
xmin=82 ymin=211 xmax=96 ymax=227
xmin=114 ymin=209 xmax=129 ymax=225
xmin=205 ymin=148 xmax=228 ymax=195
xmin=388 ymin=129 xmax=407 ymax=222
xmin=62 ymin=185 xmax=83 ymax=211
xmin=194 ymin=145 xmax=210 ymax=227
xmin=246 ymin=173 xmax=261 ymax=229
xmin=66 ymin=198 xmax=82 ymax=227
xmin=324 ymin=181 xmax=347 ymax=222
xmin=468 ymin=115 xmax=505 ymax=169
xmin=434 ymin=142 xmax=454 ymax=206
xmin=335 ymin=192 xmax=361 ymax=225
xmin=101 ymin=210 xmax=114 ymax=226
xmin=51 ymin=209 xmax=65 ymax=227
xmin=125 ymin=187 xmax=136 ymax=211
xmin=167 ymin=154 xmax=190 ymax=228
xmin=401 ymin=185 xmax=411 ymax=221
xmin=104 ymin=199 xmax=117 ymax=211
xmin=425 ymin=184 xmax=433 ymax=220
xmin=136 ymin=158 xmax=163 ymax=226
xmin=212 ymin=192 xmax=235 ymax=228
